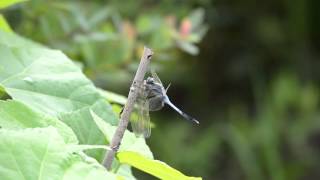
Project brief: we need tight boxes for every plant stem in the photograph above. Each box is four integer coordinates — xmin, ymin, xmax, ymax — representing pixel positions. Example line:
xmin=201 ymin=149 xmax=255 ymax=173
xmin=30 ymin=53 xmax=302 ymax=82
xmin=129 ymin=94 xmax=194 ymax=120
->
xmin=102 ymin=47 xmax=153 ymax=170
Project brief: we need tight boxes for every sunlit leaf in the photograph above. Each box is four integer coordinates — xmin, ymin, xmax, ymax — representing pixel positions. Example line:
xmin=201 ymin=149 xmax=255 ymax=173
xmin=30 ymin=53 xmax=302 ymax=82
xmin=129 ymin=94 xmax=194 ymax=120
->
xmin=0 ymin=15 xmax=12 ymax=32
xmin=0 ymin=0 xmax=27 ymax=9
xmin=117 ymin=151 xmax=202 ymax=180
xmin=111 ymin=104 xmax=123 ymax=116
xmin=98 ymin=88 xmax=127 ymax=105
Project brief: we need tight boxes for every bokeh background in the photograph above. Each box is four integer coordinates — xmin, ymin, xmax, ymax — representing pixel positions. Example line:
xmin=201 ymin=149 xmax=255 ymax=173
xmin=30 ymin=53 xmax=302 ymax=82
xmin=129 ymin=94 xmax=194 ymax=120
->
xmin=4 ymin=0 xmax=320 ymax=179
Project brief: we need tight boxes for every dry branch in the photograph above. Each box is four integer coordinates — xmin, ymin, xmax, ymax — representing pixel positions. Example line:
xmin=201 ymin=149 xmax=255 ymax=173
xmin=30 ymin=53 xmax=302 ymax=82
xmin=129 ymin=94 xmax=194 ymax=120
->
xmin=103 ymin=47 xmax=153 ymax=170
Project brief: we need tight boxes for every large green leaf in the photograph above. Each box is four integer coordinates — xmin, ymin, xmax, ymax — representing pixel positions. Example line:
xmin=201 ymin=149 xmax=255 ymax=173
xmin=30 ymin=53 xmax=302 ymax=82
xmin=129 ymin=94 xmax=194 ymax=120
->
xmin=0 ymin=30 xmax=116 ymax=122
xmin=117 ymin=151 xmax=202 ymax=180
xmin=0 ymin=45 xmax=107 ymax=117
xmin=0 ymin=29 xmax=42 ymax=48
xmin=0 ymin=127 xmax=117 ymax=180
xmin=0 ymin=30 xmax=118 ymax=161
xmin=0 ymin=100 xmax=78 ymax=144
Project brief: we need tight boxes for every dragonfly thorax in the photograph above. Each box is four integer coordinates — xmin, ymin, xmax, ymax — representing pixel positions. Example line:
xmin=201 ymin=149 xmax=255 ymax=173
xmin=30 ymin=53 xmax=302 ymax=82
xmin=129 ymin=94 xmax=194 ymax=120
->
xmin=144 ymin=76 xmax=167 ymax=111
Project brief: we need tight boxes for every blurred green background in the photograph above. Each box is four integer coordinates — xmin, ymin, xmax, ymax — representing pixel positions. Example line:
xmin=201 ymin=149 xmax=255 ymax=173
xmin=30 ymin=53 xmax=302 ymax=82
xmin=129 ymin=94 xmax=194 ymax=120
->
xmin=3 ymin=0 xmax=320 ymax=179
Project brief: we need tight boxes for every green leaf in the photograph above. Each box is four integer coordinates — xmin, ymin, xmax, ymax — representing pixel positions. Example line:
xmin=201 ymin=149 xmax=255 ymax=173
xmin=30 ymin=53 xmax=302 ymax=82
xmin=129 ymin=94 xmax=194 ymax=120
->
xmin=59 ymin=100 xmax=115 ymax=160
xmin=0 ymin=30 xmax=118 ymax=161
xmin=117 ymin=151 xmax=202 ymax=180
xmin=176 ymin=40 xmax=199 ymax=55
xmin=150 ymin=24 xmax=173 ymax=50
xmin=116 ymin=164 xmax=137 ymax=180
xmin=0 ymin=30 xmax=116 ymax=122
xmin=0 ymin=0 xmax=27 ymax=9
xmin=0 ymin=45 xmax=108 ymax=117
xmin=0 ymin=100 xmax=78 ymax=144
xmin=0 ymin=127 xmax=117 ymax=179
xmin=0 ymin=14 xmax=12 ymax=32
xmin=98 ymin=88 xmax=127 ymax=105
xmin=88 ymin=7 xmax=111 ymax=27
xmin=136 ymin=15 xmax=157 ymax=35
xmin=0 ymin=29 xmax=42 ymax=48
xmin=90 ymin=110 xmax=153 ymax=159
xmin=188 ymin=8 xmax=205 ymax=32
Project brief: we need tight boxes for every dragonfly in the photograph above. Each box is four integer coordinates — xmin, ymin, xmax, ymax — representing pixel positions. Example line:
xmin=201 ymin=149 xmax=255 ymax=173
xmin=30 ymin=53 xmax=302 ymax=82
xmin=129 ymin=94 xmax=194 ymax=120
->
xmin=130 ymin=70 xmax=199 ymax=138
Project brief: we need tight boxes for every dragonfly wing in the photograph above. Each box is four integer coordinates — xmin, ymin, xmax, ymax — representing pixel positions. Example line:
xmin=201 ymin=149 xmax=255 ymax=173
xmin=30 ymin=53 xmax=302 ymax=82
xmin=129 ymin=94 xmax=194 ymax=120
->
xmin=141 ymin=99 xmax=151 ymax=138
xmin=151 ymin=69 xmax=163 ymax=86
xmin=131 ymin=102 xmax=143 ymax=137
xmin=130 ymin=85 xmax=151 ymax=138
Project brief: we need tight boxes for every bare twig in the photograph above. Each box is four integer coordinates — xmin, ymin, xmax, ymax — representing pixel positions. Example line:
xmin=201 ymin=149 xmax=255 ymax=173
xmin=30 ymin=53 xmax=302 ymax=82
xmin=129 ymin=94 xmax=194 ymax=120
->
xmin=103 ymin=47 xmax=153 ymax=170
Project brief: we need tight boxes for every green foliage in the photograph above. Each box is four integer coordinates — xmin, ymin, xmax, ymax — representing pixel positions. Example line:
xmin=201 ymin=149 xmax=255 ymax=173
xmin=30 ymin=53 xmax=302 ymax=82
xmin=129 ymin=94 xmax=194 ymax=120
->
xmin=91 ymin=110 xmax=201 ymax=179
xmin=0 ymin=0 xmax=27 ymax=32
xmin=0 ymin=127 xmax=117 ymax=179
xmin=0 ymin=100 xmax=78 ymax=144
xmin=0 ymin=15 xmax=12 ymax=32
xmin=0 ymin=28 xmax=201 ymax=179
xmin=222 ymin=74 xmax=320 ymax=180
xmin=9 ymin=0 xmax=207 ymax=91
xmin=0 ymin=0 xmax=27 ymax=9
xmin=0 ymin=29 xmax=118 ymax=160
xmin=90 ymin=110 xmax=153 ymax=158
xmin=98 ymin=88 xmax=127 ymax=105
xmin=117 ymin=151 xmax=201 ymax=180
xmin=3 ymin=0 xmax=320 ymax=179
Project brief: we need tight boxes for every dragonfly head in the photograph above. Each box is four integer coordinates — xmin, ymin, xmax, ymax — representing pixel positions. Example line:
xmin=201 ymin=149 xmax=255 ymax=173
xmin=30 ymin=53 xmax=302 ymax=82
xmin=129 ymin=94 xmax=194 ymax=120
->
xmin=146 ymin=77 xmax=155 ymax=84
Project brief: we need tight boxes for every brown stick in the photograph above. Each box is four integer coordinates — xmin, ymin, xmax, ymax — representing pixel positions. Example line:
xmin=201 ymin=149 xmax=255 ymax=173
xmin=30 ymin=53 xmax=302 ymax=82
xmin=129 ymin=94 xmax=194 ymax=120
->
xmin=103 ymin=47 xmax=153 ymax=170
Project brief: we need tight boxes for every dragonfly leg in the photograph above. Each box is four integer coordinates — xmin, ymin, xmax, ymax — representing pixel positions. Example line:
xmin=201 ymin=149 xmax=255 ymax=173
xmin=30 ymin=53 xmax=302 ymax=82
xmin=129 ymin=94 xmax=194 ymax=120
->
xmin=130 ymin=80 xmax=145 ymax=93
xmin=111 ymin=142 xmax=121 ymax=151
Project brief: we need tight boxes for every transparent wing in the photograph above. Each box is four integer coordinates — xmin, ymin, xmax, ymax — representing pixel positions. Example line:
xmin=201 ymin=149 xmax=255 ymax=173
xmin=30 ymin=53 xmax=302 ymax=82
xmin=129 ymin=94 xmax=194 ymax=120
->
xmin=130 ymin=84 xmax=151 ymax=138
xmin=151 ymin=69 xmax=163 ymax=86
xmin=140 ymin=99 xmax=151 ymax=138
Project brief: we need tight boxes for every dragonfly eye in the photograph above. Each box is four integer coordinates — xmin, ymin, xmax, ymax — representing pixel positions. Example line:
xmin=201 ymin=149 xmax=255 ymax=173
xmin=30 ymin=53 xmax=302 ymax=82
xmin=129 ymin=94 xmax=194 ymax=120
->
xmin=146 ymin=77 xmax=154 ymax=84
